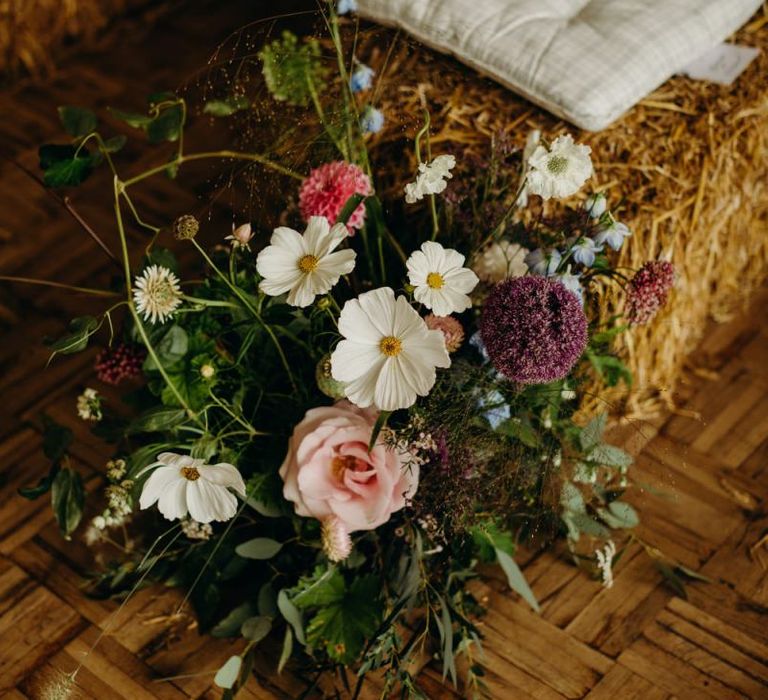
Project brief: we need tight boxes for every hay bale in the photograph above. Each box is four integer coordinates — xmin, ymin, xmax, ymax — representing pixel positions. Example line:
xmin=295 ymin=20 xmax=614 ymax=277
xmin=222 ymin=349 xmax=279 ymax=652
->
xmin=0 ymin=0 xmax=154 ymax=77
xmin=363 ymin=9 xmax=768 ymax=418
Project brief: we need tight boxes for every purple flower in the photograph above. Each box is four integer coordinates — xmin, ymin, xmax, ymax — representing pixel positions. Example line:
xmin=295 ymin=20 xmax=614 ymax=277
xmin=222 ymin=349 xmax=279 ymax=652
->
xmin=480 ymin=276 xmax=588 ymax=384
xmin=626 ymin=261 xmax=675 ymax=324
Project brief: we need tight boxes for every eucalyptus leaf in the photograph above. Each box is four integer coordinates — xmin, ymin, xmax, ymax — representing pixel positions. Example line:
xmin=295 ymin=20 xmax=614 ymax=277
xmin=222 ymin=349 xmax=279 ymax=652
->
xmin=241 ymin=616 xmax=272 ymax=643
xmin=580 ymin=413 xmax=607 ymax=451
xmin=213 ymin=655 xmax=242 ymax=690
xmin=560 ymin=482 xmax=586 ymax=514
xmin=277 ymin=626 xmax=293 ymax=674
xmin=495 ymin=548 xmax=540 ymax=612
xmin=605 ymin=501 xmax=639 ymax=528
xmin=589 ymin=444 xmax=633 ymax=469
xmin=211 ymin=602 xmax=255 ymax=638
xmin=235 ymin=538 xmax=283 ymax=560
xmin=277 ymin=589 xmax=305 ymax=644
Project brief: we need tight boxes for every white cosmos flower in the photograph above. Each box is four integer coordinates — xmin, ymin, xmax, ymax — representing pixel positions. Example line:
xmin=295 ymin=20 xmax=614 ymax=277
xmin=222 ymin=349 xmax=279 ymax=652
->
xmin=404 ymin=154 xmax=456 ymax=203
xmin=139 ymin=452 xmax=246 ymax=523
xmin=406 ymin=241 xmax=478 ymax=316
xmin=256 ymin=216 xmax=355 ymax=308
xmin=472 ymin=240 xmax=530 ymax=284
xmin=330 ymin=287 xmax=450 ymax=411
xmin=526 ymin=134 xmax=593 ymax=200
xmin=133 ymin=265 xmax=183 ymax=324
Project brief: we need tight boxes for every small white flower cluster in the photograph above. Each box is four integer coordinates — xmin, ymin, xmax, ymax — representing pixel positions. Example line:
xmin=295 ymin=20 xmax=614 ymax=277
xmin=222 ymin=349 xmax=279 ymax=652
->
xmin=76 ymin=388 xmax=103 ymax=422
xmin=84 ymin=459 xmax=133 ymax=545
xmin=181 ymin=518 xmax=214 ymax=541
xmin=595 ymin=540 xmax=617 ymax=589
xmin=404 ymin=154 xmax=456 ymax=204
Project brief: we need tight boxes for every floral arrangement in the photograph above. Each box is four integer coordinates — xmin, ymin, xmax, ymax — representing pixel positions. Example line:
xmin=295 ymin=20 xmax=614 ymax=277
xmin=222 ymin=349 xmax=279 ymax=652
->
xmin=12 ymin=4 xmax=684 ymax=698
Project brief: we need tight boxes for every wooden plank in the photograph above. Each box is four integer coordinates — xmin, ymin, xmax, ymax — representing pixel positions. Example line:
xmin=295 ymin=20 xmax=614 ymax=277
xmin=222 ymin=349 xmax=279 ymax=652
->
xmin=585 ymin=664 xmax=670 ymax=699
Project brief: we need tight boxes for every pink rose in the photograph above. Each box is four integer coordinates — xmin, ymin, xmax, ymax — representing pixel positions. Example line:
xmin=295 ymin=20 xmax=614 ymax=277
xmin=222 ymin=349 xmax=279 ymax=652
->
xmin=279 ymin=401 xmax=417 ymax=532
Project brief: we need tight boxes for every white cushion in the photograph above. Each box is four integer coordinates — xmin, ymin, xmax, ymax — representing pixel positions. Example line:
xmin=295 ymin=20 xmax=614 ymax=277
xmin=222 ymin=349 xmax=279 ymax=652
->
xmin=357 ymin=0 xmax=762 ymax=131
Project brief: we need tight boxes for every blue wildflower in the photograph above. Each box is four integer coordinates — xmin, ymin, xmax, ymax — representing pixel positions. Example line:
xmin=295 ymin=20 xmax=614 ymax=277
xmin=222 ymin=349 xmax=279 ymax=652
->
xmin=525 ymin=248 xmax=561 ymax=276
xmin=584 ymin=193 xmax=607 ymax=219
xmin=360 ymin=105 xmax=384 ymax=134
xmin=350 ymin=63 xmax=375 ymax=93
xmin=477 ymin=389 xmax=511 ymax=430
xmin=469 ymin=332 xmax=490 ymax=363
xmin=337 ymin=0 xmax=358 ymax=15
xmin=594 ymin=221 xmax=631 ymax=251
xmin=568 ymin=236 xmax=603 ymax=267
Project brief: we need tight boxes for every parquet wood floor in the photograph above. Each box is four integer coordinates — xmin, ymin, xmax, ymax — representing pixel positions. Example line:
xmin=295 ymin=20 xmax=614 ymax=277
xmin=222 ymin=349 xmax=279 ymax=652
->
xmin=1 ymin=2 xmax=767 ymax=698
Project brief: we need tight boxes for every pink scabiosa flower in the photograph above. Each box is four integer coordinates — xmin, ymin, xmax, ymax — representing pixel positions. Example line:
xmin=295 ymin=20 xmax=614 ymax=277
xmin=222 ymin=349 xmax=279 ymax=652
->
xmin=425 ymin=314 xmax=465 ymax=353
xmin=95 ymin=343 xmax=146 ymax=385
xmin=480 ymin=276 xmax=588 ymax=384
xmin=626 ymin=261 xmax=675 ymax=325
xmin=298 ymin=161 xmax=372 ymax=233
xmin=322 ymin=516 xmax=353 ymax=562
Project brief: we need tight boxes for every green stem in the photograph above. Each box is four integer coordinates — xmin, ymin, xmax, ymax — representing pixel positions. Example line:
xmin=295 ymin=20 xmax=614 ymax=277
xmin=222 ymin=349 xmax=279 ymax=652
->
xmin=208 ymin=391 xmax=266 ymax=436
xmin=0 ymin=275 xmax=120 ymax=297
xmin=190 ymin=239 xmax=298 ymax=394
xmin=181 ymin=294 xmax=239 ymax=309
xmin=123 ymin=150 xmax=303 ymax=188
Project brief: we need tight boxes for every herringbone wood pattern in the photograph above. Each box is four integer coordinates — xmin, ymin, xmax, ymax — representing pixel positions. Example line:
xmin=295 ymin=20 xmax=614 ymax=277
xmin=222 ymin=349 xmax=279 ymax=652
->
xmin=1 ymin=2 xmax=768 ymax=698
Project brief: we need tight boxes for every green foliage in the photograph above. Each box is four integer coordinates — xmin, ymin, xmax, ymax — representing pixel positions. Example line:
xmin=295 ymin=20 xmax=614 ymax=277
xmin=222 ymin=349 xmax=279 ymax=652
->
xmin=213 ymin=655 xmax=242 ymax=690
xmin=51 ymin=466 xmax=84 ymax=538
xmin=48 ymin=316 xmax=99 ymax=356
xmin=38 ymin=144 xmax=98 ymax=187
xmin=495 ymin=549 xmax=540 ymax=612
xmin=58 ymin=106 xmax=97 ymax=137
xmin=127 ymin=406 xmax=187 ymax=434
xmin=235 ymin=538 xmax=283 ymax=560
xmin=19 ymin=416 xmax=72 ymax=500
xmin=203 ymin=95 xmax=250 ymax=116
xmin=259 ymin=31 xmax=327 ymax=107
xmin=110 ymin=94 xmax=184 ymax=143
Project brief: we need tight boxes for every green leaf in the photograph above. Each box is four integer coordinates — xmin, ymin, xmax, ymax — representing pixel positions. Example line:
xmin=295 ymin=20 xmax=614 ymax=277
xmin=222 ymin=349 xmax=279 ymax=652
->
xmin=565 ymin=512 xmax=610 ymax=539
xmin=18 ymin=464 xmax=59 ymax=500
xmin=109 ymin=107 xmax=154 ymax=128
xmin=580 ymin=413 xmax=607 ymax=451
xmin=143 ymin=325 xmax=188 ymax=370
xmin=49 ymin=316 xmax=99 ymax=356
xmin=435 ymin=593 xmax=457 ymax=685
xmin=560 ymin=482 xmax=586 ymax=514
xmin=235 ymin=537 xmax=283 ymax=560
xmin=241 ymin=616 xmax=272 ymax=643
xmin=304 ymin=575 xmax=382 ymax=663
xmin=498 ymin=417 xmax=540 ymax=447
xmin=39 ymin=145 xmax=96 ymax=187
xmin=471 ymin=522 xmax=515 ymax=562
xmin=58 ymin=106 xmax=97 ymax=137
xmin=51 ymin=467 xmax=84 ymax=538
xmin=655 ymin=562 xmax=688 ymax=599
xmin=211 ymin=602 xmax=255 ymax=638
xmin=277 ymin=626 xmax=293 ymax=674
xmin=147 ymin=103 xmax=183 ymax=143
xmin=368 ymin=410 xmax=390 ymax=452
xmin=587 ymin=351 xmax=632 ymax=388
xmin=103 ymin=134 xmax=127 ymax=153
xmin=292 ymin=567 xmax=344 ymax=608
xmin=214 ymin=655 xmax=242 ymax=690
xmin=258 ymin=582 xmax=279 ymax=617
xmin=203 ymin=95 xmax=250 ymax=116
xmin=495 ymin=548 xmax=540 ymax=613
xmin=41 ymin=415 xmax=73 ymax=463
xmin=336 ymin=193 xmax=365 ymax=226
xmin=277 ymin=589 xmax=305 ymax=644
xmin=127 ymin=406 xmax=187 ymax=434
xmin=589 ymin=444 xmax=633 ymax=469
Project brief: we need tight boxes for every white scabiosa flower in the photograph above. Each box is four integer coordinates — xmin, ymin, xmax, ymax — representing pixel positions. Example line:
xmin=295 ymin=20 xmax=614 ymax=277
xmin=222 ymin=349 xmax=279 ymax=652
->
xmin=133 ymin=265 xmax=183 ymax=324
xmin=472 ymin=240 xmax=530 ymax=283
xmin=139 ymin=452 xmax=246 ymax=523
xmin=256 ymin=216 xmax=355 ymax=308
xmin=404 ymin=154 xmax=456 ymax=203
xmin=406 ymin=241 xmax=478 ymax=316
xmin=526 ymin=134 xmax=593 ymax=200
xmin=330 ymin=287 xmax=450 ymax=411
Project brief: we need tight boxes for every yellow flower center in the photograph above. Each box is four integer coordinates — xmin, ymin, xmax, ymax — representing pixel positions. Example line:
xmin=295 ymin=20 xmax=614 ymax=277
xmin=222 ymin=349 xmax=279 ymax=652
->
xmin=546 ymin=154 xmax=569 ymax=174
xmin=180 ymin=466 xmax=201 ymax=481
xmin=331 ymin=454 xmax=358 ymax=480
xmin=426 ymin=272 xmax=444 ymax=289
xmin=379 ymin=335 xmax=402 ymax=357
xmin=298 ymin=254 xmax=319 ymax=273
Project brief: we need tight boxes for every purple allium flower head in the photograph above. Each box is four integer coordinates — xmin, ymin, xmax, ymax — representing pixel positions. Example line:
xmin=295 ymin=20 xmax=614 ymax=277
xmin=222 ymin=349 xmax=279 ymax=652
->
xmin=480 ymin=276 xmax=588 ymax=384
xmin=626 ymin=261 xmax=675 ymax=324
